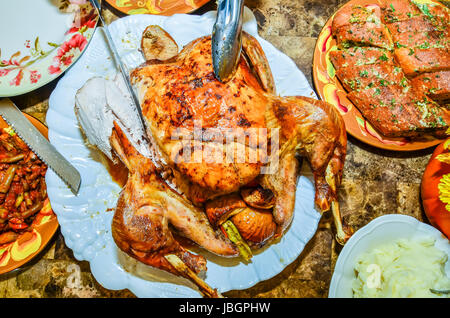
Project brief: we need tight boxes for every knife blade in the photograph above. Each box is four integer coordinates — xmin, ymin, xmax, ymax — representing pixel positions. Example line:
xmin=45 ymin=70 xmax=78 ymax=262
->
xmin=0 ymin=98 xmax=81 ymax=194
xmin=89 ymin=0 xmax=149 ymax=139
xmin=212 ymin=0 xmax=245 ymax=82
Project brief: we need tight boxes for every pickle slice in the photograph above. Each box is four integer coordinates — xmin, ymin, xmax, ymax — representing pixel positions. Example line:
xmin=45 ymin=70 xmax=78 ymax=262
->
xmin=221 ymin=220 xmax=252 ymax=261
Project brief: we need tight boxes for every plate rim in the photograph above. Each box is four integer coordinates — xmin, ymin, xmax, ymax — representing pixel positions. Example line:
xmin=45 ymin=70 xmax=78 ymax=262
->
xmin=105 ymin=0 xmax=211 ymax=16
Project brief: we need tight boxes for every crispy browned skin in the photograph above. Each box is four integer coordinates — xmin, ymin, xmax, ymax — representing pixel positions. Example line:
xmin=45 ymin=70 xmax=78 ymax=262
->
xmin=131 ymin=33 xmax=349 ymax=242
xmin=205 ymin=194 xmax=277 ymax=248
xmin=333 ymin=23 xmax=392 ymax=50
xmin=330 ymin=0 xmax=450 ymax=138
xmin=241 ymin=186 xmax=275 ymax=209
xmin=330 ymin=47 xmax=450 ymax=137
xmin=381 ymin=0 xmax=449 ymax=29
xmin=395 ymin=47 xmax=450 ymax=77
xmin=132 ymin=37 xmax=267 ymax=204
xmin=347 ymin=87 xmax=448 ymax=137
xmin=230 ymin=208 xmax=276 ymax=248
xmin=380 ymin=0 xmax=422 ymax=24
xmin=382 ymin=0 xmax=450 ymax=76
xmin=110 ymin=122 xmax=238 ymax=276
xmin=386 ymin=16 xmax=446 ymax=49
xmin=411 ymin=70 xmax=450 ymax=102
xmin=205 ymin=193 xmax=246 ymax=228
xmin=141 ymin=25 xmax=178 ymax=61
xmin=263 ymin=95 xmax=347 ymax=233
xmin=332 ymin=4 xmax=393 ymax=49
xmin=330 ymin=47 xmax=402 ymax=92
xmin=332 ymin=4 xmax=382 ymax=29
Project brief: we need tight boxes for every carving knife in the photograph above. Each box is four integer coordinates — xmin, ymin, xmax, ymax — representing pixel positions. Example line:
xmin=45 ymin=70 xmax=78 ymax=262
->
xmin=89 ymin=0 xmax=149 ymax=138
xmin=212 ymin=0 xmax=245 ymax=82
xmin=0 ymin=98 xmax=81 ymax=194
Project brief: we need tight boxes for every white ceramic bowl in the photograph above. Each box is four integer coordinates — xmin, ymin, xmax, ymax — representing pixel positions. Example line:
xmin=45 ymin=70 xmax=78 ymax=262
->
xmin=328 ymin=214 xmax=450 ymax=298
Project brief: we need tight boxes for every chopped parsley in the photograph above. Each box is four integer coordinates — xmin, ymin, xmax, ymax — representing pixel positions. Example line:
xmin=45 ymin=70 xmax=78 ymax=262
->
xmin=379 ymin=53 xmax=389 ymax=61
xmin=412 ymin=2 xmax=434 ymax=19
xmin=418 ymin=42 xmax=430 ymax=49
xmin=400 ymin=77 xmax=408 ymax=87
xmin=359 ymin=70 xmax=369 ymax=77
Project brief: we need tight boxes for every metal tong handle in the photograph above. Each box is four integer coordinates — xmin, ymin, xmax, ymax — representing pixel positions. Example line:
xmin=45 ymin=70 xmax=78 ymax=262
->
xmin=212 ymin=0 xmax=245 ymax=82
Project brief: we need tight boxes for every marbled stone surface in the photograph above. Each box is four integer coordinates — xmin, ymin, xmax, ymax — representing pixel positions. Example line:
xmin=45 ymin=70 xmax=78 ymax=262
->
xmin=0 ymin=0 xmax=437 ymax=298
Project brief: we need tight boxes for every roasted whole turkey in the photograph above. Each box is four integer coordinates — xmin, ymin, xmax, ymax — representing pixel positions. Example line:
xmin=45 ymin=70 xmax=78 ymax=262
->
xmin=75 ymin=26 xmax=350 ymax=297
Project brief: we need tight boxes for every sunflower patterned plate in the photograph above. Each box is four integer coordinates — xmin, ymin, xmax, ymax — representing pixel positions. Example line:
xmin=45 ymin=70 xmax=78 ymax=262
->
xmin=313 ymin=0 xmax=445 ymax=151
xmin=0 ymin=0 xmax=98 ymax=97
xmin=0 ymin=114 xmax=58 ymax=275
xmin=105 ymin=0 xmax=211 ymax=16
xmin=421 ymin=137 xmax=450 ymax=239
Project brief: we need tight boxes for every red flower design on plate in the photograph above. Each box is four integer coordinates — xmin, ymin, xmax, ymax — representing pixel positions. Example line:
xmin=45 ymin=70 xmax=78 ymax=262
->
xmin=48 ymin=33 xmax=87 ymax=75
xmin=0 ymin=53 xmax=40 ymax=86
xmin=9 ymin=70 xmax=24 ymax=86
xmin=29 ymin=70 xmax=41 ymax=84
xmin=0 ymin=69 xmax=12 ymax=77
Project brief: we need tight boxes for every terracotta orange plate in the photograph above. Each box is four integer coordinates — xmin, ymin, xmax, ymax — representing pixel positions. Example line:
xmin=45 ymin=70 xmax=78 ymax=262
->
xmin=105 ymin=0 xmax=211 ymax=16
xmin=0 ymin=114 xmax=58 ymax=275
xmin=313 ymin=0 xmax=446 ymax=151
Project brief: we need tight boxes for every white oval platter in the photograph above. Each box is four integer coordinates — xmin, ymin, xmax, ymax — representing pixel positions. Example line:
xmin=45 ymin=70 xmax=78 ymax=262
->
xmin=46 ymin=8 xmax=321 ymax=297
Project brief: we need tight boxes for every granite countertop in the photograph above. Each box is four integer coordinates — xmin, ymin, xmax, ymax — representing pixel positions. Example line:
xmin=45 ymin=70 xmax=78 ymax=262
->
xmin=0 ymin=0 xmax=435 ymax=298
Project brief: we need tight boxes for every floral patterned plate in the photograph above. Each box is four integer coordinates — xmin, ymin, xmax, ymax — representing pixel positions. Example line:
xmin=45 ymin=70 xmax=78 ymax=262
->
xmin=0 ymin=0 xmax=98 ymax=97
xmin=0 ymin=114 xmax=58 ymax=275
xmin=105 ymin=0 xmax=211 ymax=16
xmin=313 ymin=0 xmax=445 ymax=151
